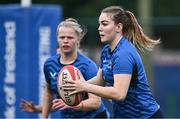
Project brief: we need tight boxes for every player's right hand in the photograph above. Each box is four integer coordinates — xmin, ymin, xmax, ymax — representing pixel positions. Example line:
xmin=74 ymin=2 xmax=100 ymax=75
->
xmin=20 ymin=99 xmax=37 ymax=113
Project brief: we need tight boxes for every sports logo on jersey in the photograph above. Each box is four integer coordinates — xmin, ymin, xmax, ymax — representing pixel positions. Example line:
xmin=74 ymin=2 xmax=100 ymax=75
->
xmin=50 ymin=72 xmax=57 ymax=79
xmin=103 ymin=59 xmax=112 ymax=69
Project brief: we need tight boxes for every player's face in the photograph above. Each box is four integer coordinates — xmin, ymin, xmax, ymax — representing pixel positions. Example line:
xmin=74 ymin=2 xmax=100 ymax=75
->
xmin=57 ymin=26 xmax=79 ymax=54
xmin=98 ymin=13 xmax=117 ymax=44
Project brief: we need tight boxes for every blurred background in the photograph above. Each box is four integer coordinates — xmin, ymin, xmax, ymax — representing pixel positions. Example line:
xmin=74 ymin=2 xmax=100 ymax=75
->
xmin=0 ymin=0 xmax=180 ymax=118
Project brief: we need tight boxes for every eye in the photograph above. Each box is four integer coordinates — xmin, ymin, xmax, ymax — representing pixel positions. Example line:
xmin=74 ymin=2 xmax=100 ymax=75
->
xmin=100 ymin=21 xmax=109 ymax=26
xmin=59 ymin=36 xmax=65 ymax=39
xmin=102 ymin=23 xmax=108 ymax=26
xmin=67 ymin=36 xmax=73 ymax=39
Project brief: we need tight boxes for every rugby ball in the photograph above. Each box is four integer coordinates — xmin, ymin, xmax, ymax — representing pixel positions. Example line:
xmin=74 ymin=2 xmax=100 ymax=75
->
xmin=57 ymin=65 xmax=83 ymax=106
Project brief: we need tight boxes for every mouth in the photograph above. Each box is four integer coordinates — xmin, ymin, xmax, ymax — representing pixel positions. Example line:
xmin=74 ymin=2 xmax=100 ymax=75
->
xmin=99 ymin=34 xmax=105 ymax=38
xmin=62 ymin=45 xmax=70 ymax=50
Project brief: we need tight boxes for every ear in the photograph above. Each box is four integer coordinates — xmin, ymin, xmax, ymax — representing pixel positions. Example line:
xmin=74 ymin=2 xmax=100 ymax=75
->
xmin=115 ymin=23 xmax=123 ymax=33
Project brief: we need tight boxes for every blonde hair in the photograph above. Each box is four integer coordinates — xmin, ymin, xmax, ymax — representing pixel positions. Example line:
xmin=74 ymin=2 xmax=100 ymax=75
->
xmin=102 ymin=6 xmax=160 ymax=51
xmin=56 ymin=18 xmax=87 ymax=47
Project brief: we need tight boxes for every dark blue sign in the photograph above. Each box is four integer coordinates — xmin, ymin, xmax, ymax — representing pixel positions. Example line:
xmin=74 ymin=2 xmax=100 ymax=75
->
xmin=153 ymin=64 xmax=180 ymax=117
xmin=0 ymin=5 xmax=62 ymax=118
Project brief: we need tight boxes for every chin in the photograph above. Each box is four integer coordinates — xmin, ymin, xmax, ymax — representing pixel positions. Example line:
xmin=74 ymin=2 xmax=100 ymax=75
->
xmin=62 ymin=50 xmax=71 ymax=53
xmin=101 ymin=39 xmax=108 ymax=44
xmin=100 ymin=38 xmax=105 ymax=42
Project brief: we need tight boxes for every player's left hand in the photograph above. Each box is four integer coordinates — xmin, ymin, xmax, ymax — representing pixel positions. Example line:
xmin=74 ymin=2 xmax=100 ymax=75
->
xmin=52 ymin=99 xmax=71 ymax=110
xmin=52 ymin=98 xmax=83 ymax=111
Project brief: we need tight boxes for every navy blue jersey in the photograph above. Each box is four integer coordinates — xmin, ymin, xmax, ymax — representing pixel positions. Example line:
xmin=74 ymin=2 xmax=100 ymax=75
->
xmin=44 ymin=52 xmax=105 ymax=118
xmin=100 ymin=37 xmax=159 ymax=118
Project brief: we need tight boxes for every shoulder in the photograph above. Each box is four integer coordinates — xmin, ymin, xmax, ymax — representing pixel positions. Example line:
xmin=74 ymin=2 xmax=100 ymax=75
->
xmin=115 ymin=37 xmax=138 ymax=57
xmin=76 ymin=52 xmax=98 ymax=79
xmin=44 ymin=54 xmax=59 ymax=67
xmin=114 ymin=49 xmax=136 ymax=63
xmin=77 ymin=52 xmax=96 ymax=65
xmin=76 ymin=52 xmax=98 ymax=70
xmin=113 ymin=45 xmax=137 ymax=66
xmin=113 ymin=46 xmax=141 ymax=67
xmin=76 ymin=53 xmax=98 ymax=72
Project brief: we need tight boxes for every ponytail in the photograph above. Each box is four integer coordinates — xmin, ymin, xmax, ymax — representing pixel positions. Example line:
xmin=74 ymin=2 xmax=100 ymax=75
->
xmin=124 ymin=11 xmax=160 ymax=51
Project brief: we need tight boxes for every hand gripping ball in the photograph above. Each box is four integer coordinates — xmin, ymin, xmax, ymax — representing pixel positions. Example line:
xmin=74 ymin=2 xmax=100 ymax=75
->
xmin=57 ymin=65 xmax=83 ymax=106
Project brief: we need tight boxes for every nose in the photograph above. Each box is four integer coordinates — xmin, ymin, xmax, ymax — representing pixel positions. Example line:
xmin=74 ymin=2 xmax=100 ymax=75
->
xmin=63 ymin=37 xmax=69 ymax=43
xmin=98 ymin=25 xmax=102 ymax=32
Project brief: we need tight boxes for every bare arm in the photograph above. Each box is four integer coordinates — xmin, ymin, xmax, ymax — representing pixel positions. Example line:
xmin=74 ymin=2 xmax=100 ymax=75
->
xmin=84 ymin=74 xmax=131 ymax=101
xmin=41 ymin=83 xmax=53 ymax=118
xmin=65 ymin=69 xmax=131 ymax=101
xmin=87 ymin=68 xmax=105 ymax=86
